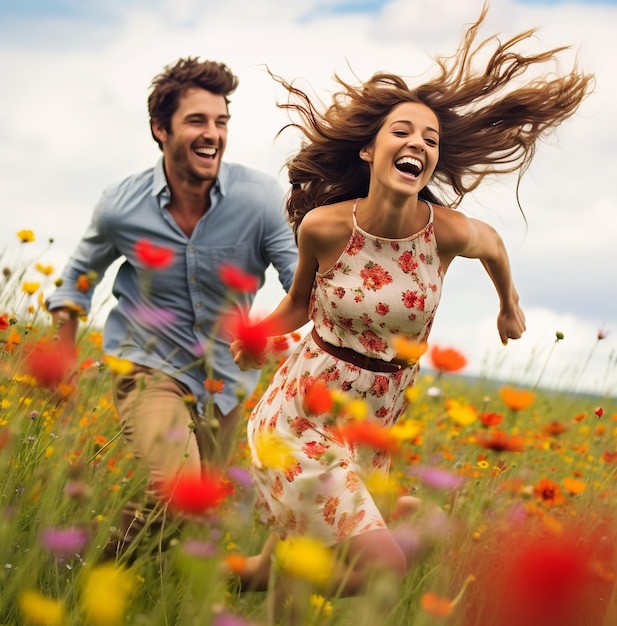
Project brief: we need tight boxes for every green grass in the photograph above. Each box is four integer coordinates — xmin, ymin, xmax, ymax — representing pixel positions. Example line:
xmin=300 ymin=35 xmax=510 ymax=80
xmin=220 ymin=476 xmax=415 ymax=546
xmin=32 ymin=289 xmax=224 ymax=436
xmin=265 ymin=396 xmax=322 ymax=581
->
xmin=2 ymin=235 xmax=617 ymax=625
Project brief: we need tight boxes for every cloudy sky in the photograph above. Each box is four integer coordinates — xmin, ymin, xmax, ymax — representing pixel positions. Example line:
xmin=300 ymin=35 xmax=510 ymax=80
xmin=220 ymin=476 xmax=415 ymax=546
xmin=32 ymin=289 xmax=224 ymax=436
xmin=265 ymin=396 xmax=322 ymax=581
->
xmin=1 ymin=0 xmax=615 ymax=397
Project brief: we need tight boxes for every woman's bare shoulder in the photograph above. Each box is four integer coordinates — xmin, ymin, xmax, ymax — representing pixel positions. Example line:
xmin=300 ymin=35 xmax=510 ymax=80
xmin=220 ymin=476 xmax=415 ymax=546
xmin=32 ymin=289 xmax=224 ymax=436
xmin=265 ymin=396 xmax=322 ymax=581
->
xmin=432 ymin=204 xmax=473 ymax=255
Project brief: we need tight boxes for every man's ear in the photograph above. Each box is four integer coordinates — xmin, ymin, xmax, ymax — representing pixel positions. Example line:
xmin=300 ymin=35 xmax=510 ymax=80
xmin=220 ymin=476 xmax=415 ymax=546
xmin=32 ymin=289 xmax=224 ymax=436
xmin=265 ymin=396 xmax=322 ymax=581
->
xmin=151 ymin=121 xmax=168 ymax=145
xmin=359 ymin=145 xmax=373 ymax=162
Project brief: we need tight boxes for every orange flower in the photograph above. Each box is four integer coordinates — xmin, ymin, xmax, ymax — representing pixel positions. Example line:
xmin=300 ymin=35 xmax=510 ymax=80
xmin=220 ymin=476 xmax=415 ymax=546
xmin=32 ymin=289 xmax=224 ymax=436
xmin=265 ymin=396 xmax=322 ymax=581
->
xmin=204 ymin=378 xmax=225 ymax=394
xmin=135 ymin=238 xmax=175 ymax=270
xmin=476 ymin=429 xmax=525 ymax=452
xmin=533 ymin=478 xmax=565 ymax=507
xmin=421 ymin=591 xmax=453 ymax=617
xmin=225 ymin=553 xmax=248 ymax=574
xmin=75 ymin=274 xmax=91 ymax=292
xmin=302 ymin=379 xmax=333 ymax=416
xmin=338 ymin=420 xmax=400 ymax=453
xmin=499 ymin=386 xmax=535 ymax=412
xmin=563 ymin=477 xmax=586 ymax=496
xmin=429 ymin=345 xmax=467 ymax=373
xmin=4 ymin=328 xmax=21 ymax=352
xmin=392 ymin=336 xmax=428 ymax=363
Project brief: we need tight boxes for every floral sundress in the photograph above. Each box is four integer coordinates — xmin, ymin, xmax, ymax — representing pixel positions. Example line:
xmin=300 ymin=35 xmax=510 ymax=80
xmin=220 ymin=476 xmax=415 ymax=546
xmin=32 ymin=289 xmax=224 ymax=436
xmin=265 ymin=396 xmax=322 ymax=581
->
xmin=247 ymin=199 xmax=444 ymax=546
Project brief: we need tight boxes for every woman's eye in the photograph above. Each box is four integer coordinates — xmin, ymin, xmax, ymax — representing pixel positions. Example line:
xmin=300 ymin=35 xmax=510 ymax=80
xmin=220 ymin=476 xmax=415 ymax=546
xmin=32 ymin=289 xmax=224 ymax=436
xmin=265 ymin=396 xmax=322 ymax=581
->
xmin=425 ymin=138 xmax=438 ymax=146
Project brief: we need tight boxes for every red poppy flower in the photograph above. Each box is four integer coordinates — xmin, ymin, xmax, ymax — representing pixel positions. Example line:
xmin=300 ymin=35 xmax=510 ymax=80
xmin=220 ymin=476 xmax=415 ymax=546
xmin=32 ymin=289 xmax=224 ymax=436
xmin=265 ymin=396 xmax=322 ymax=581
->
xmin=476 ymin=429 xmax=525 ymax=452
xmin=23 ymin=338 xmax=77 ymax=388
xmin=338 ymin=420 xmax=400 ymax=453
xmin=134 ymin=239 xmax=174 ymax=270
xmin=541 ymin=421 xmax=568 ymax=436
xmin=302 ymin=379 xmax=333 ymax=415
xmin=480 ymin=412 xmax=503 ymax=427
xmin=165 ymin=471 xmax=232 ymax=515
xmin=429 ymin=345 xmax=467 ymax=373
xmin=219 ymin=263 xmax=259 ymax=292
xmin=224 ymin=309 xmax=278 ymax=360
xmin=0 ymin=313 xmax=9 ymax=331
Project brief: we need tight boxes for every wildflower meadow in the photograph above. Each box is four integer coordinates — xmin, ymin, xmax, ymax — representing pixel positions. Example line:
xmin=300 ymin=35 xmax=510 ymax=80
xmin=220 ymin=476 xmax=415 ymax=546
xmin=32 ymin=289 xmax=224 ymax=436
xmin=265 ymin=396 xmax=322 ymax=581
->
xmin=2 ymin=231 xmax=617 ymax=626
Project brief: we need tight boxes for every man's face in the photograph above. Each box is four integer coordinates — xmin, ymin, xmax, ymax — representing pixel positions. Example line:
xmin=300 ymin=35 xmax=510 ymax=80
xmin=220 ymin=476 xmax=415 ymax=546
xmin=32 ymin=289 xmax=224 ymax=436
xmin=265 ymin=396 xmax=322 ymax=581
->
xmin=152 ymin=87 xmax=229 ymax=185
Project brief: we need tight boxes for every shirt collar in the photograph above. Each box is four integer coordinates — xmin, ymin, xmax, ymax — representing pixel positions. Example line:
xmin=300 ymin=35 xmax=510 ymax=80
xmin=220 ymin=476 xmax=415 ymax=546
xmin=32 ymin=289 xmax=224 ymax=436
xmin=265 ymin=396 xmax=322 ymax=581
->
xmin=151 ymin=157 xmax=228 ymax=198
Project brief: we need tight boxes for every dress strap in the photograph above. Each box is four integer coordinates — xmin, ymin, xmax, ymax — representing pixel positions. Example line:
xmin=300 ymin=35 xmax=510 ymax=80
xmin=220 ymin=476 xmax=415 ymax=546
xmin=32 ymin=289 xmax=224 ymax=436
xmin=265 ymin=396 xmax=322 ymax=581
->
xmin=423 ymin=199 xmax=434 ymax=224
xmin=352 ymin=198 xmax=361 ymax=227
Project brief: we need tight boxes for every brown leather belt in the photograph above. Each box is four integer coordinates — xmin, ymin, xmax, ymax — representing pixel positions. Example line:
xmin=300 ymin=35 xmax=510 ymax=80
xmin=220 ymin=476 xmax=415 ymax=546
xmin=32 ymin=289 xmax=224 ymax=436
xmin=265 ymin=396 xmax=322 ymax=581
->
xmin=311 ymin=328 xmax=411 ymax=373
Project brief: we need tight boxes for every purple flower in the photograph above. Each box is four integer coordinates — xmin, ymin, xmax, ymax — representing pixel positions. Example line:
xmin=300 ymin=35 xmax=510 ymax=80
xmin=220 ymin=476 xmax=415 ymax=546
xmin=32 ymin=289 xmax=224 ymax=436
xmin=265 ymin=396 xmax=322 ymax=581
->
xmin=40 ymin=526 xmax=88 ymax=557
xmin=408 ymin=465 xmax=465 ymax=491
xmin=226 ymin=466 xmax=253 ymax=489
xmin=212 ymin=611 xmax=255 ymax=626
xmin=130 ymin=304 xmax=177 ymax=328
xmin=182 ymin=539 xmax=217 ymax=559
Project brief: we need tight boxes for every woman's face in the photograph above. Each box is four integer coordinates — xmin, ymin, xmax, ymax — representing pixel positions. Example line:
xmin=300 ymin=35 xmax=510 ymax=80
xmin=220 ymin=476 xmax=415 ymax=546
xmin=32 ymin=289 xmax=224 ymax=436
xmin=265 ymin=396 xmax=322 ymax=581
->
xmin=361 ymin=101 xmax=440 ymax=197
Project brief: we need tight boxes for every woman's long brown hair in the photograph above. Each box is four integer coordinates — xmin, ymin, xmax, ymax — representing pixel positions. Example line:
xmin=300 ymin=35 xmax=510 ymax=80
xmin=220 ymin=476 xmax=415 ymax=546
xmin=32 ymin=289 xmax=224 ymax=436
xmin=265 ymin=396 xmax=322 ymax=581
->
xmin=274 ymin=4 xmax=594 ymax=235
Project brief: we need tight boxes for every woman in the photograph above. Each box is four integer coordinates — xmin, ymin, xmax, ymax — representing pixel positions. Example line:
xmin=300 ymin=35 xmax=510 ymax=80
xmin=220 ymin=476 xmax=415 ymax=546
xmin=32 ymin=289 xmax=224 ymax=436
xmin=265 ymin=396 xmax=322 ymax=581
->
xmin=230 ymin=6 xmax=593 ymax=597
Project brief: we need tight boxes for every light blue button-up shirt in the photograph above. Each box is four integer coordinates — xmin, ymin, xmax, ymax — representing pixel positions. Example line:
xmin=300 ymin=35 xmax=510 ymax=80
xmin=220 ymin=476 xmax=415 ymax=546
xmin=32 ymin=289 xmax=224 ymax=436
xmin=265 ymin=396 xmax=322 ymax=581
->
xmin=47 ymin=158 xmax=298 ymax=414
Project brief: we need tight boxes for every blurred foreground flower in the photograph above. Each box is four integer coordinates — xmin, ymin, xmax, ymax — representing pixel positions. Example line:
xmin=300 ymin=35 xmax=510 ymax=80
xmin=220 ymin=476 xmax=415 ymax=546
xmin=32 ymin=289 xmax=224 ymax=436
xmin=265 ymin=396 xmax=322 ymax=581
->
xmin=461 ymin=523 xmax=614 ymax=626
xmin=303 ymin=378 xmax=334 ymax=415
xmin=392 ymin=336 xmax=428 ymax=363
xmin=17 ymin=229 xmax=35 ymax=243
xmin=134 ymin=238 xmax=174 ymax=270
xmin=499 ymin=386 xmax=535 ymax=412
xmin=429 ymin=345 xmax=467 ymax=373
xmin=40 ymin=526 xmax=88 ymax=558
xmin=18 ymin=589 xmax=65 ymax=626
xmin=408 ymin=465 xmax=465 ymax=491
xmin=254 ymin=432 xmax=296 ymax=471
xmin=476 ymin=429 xmax=526 ymax=452
xmin=164 ymin=471 xmax=232 ymax=516
xmin=338 ymin=419 xmax=400 ymax=453
xmin=275 ymin=536 xmax=335 ymax=587
xmin=223 ymin=308 xmax=279 ymax=361
xmin=219 ymin=263 xmax=259 ymax=292
xmin=81 ymin=563 xmax=135 ymax=626
xmin=23 ymin=338 xmax=76 ymax=388
xmin=102 ymin=355 xmax=134 ymax=376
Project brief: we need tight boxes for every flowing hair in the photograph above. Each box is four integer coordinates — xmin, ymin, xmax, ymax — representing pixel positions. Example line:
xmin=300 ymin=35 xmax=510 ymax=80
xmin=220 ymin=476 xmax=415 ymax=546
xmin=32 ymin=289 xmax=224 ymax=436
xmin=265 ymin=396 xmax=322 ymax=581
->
xmin=274 ymin=5 xmax=594 ymax=235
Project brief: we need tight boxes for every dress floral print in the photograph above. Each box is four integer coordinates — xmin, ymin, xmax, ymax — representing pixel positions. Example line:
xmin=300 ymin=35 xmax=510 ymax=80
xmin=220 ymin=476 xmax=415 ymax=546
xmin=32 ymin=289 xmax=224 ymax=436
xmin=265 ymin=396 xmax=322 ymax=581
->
xmin=247 ymin=200 xmax=444 ymax=546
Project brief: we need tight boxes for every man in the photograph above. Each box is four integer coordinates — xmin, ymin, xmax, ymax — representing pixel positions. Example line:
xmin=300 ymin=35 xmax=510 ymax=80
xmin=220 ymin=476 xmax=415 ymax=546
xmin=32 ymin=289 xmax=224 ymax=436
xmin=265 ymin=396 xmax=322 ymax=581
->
xmin=46 ymin=57 xmax=297 ymax=554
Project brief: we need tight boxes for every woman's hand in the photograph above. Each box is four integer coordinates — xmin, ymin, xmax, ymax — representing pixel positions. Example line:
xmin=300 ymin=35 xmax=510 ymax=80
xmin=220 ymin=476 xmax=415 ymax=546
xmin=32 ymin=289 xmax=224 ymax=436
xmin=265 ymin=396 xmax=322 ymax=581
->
xmin=497 ymin=301 xmax=526 ymax=345
xmin=230 ymin=339 xmax=267 ymax=371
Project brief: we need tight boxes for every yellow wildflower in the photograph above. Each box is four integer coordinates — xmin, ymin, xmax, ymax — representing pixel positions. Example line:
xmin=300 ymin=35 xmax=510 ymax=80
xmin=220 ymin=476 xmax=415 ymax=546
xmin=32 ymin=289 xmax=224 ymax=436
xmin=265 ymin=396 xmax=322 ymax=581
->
xmin=445 ymin=398 xmax=477 ymax=426
xmin=17 ymin=229 xmax=35 ymax=243
xmin=35 ymin=263 xmax=54 ymax=276
xmin=254 ymin=432 xmax=296 ymax=471
xmin=80 ymin=563 xmax=135 ymax=626
xmin=275 ymin=536 xmax=334 ymax=587
xmin=21 ymin=281 xmax=41 ymax=295
xmin=102 ymin=355 xmax=134 ymax=376
xmin=18 ymin=589 xmax=65 ymax=626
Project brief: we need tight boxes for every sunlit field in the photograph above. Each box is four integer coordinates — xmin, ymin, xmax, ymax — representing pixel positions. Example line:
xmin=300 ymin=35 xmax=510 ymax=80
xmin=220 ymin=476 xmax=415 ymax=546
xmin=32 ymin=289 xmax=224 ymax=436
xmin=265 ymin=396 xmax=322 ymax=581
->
xmin=2 ymin=232 xmax=617 ymax=626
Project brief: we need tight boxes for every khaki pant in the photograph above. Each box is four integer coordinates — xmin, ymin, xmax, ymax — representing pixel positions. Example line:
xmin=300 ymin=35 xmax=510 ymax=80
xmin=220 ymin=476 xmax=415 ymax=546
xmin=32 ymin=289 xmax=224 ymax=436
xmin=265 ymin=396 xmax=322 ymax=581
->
xmin=105 ymin=365 xmax=240 ymax=559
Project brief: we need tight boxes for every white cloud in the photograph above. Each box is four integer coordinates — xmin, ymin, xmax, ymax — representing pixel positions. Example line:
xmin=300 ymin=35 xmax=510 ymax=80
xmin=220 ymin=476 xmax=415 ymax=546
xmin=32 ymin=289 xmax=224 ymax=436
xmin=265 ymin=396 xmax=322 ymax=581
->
xmin=1 ymin=0 xmax=615 ymax=396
